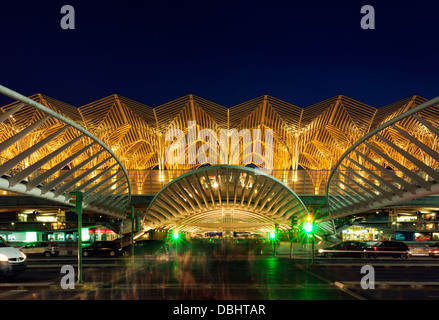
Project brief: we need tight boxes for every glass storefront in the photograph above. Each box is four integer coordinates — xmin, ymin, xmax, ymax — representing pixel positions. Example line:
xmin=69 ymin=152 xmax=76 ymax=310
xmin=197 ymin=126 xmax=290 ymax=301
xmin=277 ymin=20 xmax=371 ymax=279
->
xmin=341 ymin=226 xmax=380 ymax=242
xmin=0 ymin=227 xmax=119 ymax=245
xmin=91 ymin=229 xmax=118 ymax=241
xmin=414 ymin=232 xmax=439 ymax=241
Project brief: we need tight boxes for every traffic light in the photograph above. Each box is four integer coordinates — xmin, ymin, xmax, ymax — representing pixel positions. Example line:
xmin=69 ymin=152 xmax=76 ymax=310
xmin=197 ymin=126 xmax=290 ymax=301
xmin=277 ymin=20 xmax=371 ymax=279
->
xmin=172 ymin=232 xmax=180 ymax=240
xmin=126 ymin=209 xmax=133 ymax=220
xmin=304 ymin=215 xmax=313 ymax=233
xmin=291 ymin=216 xmax=298 ymax=227
xmin=269 ymin=232 xmax=276 ymax=240
xmin=69 ymin=194 xmax=76 ymax=204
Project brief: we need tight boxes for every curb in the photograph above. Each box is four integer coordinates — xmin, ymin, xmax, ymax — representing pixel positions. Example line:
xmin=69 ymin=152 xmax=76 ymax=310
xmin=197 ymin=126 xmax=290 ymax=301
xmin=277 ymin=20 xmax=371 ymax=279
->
xmin=339 ymin=281 xmax=439 ymax=289
xmin=0 ymin=282 xmax=103 ymax=291
xmin=305 ymin=263 xmax=439 ymax=268
xmin=280 ymin=258 xmax=439 ymax=268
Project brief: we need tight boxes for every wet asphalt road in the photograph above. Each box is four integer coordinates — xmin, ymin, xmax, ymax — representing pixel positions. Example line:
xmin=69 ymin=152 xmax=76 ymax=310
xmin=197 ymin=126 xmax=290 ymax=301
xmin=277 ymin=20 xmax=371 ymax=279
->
xmin=0 ymin=254 xmax=353 ymax=300
xmin=2 ymin=251 xmax=439 ymax=301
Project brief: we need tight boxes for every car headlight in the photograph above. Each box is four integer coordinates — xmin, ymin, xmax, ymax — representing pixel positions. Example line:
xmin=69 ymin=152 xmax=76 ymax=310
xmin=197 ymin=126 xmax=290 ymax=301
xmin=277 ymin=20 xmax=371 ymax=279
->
xmin=21 ymin=252 xmax=27 ymax=260
xmin=318 ymin=249 xmax=324 ymax=253
xmin=0 ymin=254 xmax=9 ymax=263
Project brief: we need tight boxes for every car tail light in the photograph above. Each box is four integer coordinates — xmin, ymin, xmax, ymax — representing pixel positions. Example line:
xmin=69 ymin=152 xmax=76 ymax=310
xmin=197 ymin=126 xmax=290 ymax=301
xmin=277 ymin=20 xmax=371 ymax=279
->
xmin=373 ymin=247 xmax=377 ymax=251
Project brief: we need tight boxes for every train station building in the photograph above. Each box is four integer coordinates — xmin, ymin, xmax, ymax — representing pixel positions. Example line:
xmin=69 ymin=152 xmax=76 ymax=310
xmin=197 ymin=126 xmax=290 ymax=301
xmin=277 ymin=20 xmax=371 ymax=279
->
xmin=0 ymin=91 xmax=438 ymax=245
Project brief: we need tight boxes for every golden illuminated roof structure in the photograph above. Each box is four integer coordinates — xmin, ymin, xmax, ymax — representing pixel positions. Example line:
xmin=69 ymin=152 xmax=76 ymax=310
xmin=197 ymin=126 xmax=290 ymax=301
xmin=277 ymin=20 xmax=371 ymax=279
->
xmin=0 ymin=92 xmax=436 ymax=194
xmin=1 ymin=83 xmax=439 ymax=235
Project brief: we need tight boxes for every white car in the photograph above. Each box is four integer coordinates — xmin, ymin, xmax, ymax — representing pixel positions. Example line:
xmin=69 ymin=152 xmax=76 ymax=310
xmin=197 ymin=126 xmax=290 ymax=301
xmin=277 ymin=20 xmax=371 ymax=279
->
xmin=0 ymin=236 xmax=27 ymax=278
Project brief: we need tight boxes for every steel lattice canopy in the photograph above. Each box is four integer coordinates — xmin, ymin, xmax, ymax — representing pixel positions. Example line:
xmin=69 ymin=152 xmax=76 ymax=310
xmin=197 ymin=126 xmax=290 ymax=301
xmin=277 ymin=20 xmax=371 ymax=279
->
xmin=325 ymin=95 xmax=439 ymax=220
xmin=143 ymin=165 xmax=309 ymax=233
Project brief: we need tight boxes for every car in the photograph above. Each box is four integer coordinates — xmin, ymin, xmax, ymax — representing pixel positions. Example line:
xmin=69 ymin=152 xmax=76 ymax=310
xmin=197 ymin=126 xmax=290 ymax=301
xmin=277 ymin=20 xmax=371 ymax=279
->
xmin=425 ymin=241 xmax=439 ymax=257
xmin=120 ymin=240 xmax=169 ymax=257
xmin=429 ymin=248 xmax=439 ymax=257
xmin=82 ymin=241 xmax=121 ymax=257
xmin=19 ymin=241 xmax=60 ymax=257
xmin=317 ymin=241 xmax=370 ymax=258
xmin=0 ymin=236 xmax=27 ymax=278
xmin=409 ymin=241 xmax=439 ymax=256
xmin=364 ymin=240 xmax=410 ymax=259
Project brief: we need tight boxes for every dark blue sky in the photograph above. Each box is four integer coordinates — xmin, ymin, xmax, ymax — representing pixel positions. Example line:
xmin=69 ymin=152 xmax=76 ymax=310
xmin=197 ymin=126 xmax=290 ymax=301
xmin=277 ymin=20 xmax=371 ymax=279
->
xmin=1 ymin=0 xmax=438 ymax=108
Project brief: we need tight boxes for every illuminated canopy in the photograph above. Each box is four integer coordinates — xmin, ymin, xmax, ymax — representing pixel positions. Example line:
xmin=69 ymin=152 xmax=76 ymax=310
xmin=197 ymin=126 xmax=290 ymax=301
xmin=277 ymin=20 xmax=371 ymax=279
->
xmin=143 ymin=165 xmax=310 ymax=233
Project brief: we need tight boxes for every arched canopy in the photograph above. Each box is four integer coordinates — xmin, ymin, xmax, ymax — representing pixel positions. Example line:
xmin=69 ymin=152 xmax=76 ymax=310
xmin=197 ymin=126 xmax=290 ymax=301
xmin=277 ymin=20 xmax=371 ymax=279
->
xmin=143 ymin=165 xmax=309 ymax=233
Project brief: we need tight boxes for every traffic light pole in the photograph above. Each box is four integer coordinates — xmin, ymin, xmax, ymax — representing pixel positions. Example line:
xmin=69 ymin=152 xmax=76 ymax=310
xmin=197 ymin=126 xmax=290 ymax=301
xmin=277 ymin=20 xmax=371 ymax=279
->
xmin=130 ymin=206 xmax=135 ymax=259
xmin=304 ymin=215 xmax=315 ymax=265
xmin=290 ymin=216 xmax=297 ymax=259
xmin=289 ymin=232 xmax=293 ymax=259
xmin=74 ymin=191 xmax=83 ymax=283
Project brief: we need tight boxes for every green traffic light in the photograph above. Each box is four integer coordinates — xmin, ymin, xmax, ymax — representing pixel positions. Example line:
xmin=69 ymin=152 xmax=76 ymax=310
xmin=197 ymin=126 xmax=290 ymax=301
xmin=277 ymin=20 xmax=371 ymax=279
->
xmin=172 ymin=232 xmax=180 ymax=240
xmin=269 ymin=232 xmax=276 ymax=239
xmin=304 ymin=222 xmax=313 ymax=233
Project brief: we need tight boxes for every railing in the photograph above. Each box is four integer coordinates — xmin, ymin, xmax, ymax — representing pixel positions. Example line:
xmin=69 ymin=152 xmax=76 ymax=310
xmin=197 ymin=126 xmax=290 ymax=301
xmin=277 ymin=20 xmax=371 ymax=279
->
xmin=0 ymin=169 xmax=331 ymax=197
xmin=0 ymin=167 xmax=422 ymax=197
xmin=127 ymin=169 xmax=331 ymax=195
xmin=359 ymin=220 xmax=439 ymax=232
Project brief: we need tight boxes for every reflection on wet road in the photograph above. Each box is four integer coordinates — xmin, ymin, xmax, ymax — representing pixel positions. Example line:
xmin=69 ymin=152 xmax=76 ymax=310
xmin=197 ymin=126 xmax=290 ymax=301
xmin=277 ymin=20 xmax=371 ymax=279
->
xmin=23 ymin=251 xmax=354 ymax=300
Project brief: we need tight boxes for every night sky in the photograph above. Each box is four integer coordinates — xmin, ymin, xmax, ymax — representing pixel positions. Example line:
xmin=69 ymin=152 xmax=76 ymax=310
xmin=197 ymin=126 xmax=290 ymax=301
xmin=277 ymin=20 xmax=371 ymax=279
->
xmin=1 ymin=0 xmax=438 ymax=109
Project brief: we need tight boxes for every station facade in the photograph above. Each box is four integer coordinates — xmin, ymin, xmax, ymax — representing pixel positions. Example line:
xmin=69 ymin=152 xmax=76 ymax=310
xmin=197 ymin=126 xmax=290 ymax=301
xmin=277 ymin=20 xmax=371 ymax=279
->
xmin=0 ymin=92 xmax=438 ymax=243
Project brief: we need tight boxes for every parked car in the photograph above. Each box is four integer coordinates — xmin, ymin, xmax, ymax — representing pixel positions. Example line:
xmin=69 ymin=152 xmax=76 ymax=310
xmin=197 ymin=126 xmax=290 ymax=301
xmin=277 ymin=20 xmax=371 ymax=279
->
xmin=409 ymin=241 xmax=439 ymax=256
xmin=364 ymin=241 xmax=410 ymax=259
xmin=82 ymin=241 xmax=121 ymax=257
xmin=19 ymin=241 xmax=60 ymax=257
xmin=0 ymin=236 xmax=27 ymax=278
xmin=120 ymin=240 xmax=169 ymax=257
xmin=317 ymin=241 xmax=370 ymax=258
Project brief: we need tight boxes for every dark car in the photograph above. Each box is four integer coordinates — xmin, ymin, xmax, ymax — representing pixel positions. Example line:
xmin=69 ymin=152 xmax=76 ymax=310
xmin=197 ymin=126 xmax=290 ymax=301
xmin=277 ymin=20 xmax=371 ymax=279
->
xmin=82 ymin=241 xmax=121 ymax=257
xmin=317 ymin=241 xmax=370 ymax=258
xmin=365 ymin=241 xmax=410 ymax=259
xmin=120 ymin=240 xmax=169 ymax=257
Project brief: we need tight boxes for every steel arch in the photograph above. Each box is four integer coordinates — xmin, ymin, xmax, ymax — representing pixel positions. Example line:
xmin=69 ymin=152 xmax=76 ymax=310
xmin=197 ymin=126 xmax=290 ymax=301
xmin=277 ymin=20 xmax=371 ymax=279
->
xmin=0 ymin=84 xmax=131 ymax=218
xmin=143 ymin=165 xmax=310 ymax=233
xmin=325 ymin=95 xmax=439 ymax=221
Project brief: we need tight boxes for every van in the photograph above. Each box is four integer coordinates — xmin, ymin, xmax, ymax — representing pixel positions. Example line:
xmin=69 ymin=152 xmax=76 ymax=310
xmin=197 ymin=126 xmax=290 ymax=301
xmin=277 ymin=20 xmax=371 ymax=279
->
xmin=0 ymin=236 xmax=27 ymax=278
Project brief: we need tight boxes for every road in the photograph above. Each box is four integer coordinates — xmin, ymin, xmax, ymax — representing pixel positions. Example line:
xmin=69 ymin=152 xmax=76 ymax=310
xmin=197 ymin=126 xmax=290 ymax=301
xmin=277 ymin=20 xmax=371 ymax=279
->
xmin=0 ymin=255 xmax=352 ymax=300
xmin=2 ymin=252 xmax=439 ymax=301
